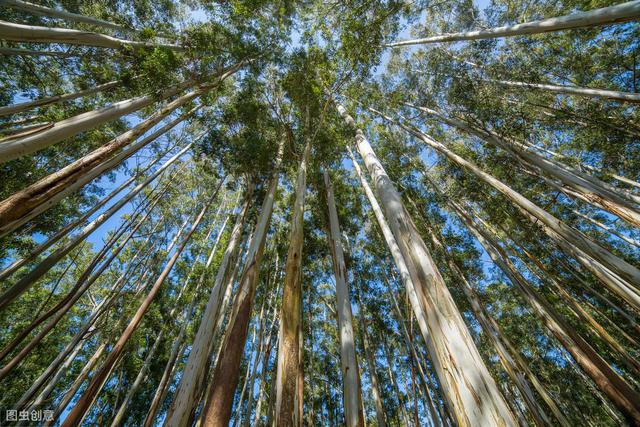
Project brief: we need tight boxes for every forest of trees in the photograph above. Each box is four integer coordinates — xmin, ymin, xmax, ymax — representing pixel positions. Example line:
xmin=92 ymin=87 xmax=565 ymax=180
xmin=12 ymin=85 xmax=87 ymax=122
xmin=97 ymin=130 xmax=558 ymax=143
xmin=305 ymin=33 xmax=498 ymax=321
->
xmin=0 ymin=0 xmax=639 ymax=425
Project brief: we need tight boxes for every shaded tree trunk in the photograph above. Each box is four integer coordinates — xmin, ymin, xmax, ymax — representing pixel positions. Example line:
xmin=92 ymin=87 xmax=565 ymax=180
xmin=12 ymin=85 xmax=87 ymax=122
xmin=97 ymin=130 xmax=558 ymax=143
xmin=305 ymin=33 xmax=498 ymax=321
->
xmin=323 ymin=170 xmax=365 ymax=427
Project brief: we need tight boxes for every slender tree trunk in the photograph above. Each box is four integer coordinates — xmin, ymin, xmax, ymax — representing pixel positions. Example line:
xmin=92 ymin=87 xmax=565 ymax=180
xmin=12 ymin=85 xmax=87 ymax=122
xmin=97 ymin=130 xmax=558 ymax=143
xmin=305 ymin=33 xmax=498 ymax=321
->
xmin=323 ymin=170 xmax=365 ymax=427
xmin=487 ymin=78 xmax=640 ymax=103
xmin=46 ymin=342 xmax=107 ymax=426
xmin=0 ymin=144 xmax=189 ymax=310
xmin=164 ymin=185 xmax=254 ymax=426
xmin=2 ymin=0 xmax=132 ymax=33
xmin=440 ymin=193 xmax=640 ymax=424
xmin=0 ymin=139 xmax=180 ymax=281
xmin=274 ymin=141 xmax=311 ymax=427
xmin=356 ymin=293 xmax=387 ymax=427
xmin=404 ymin=103 xmax=640 ymax=226
xmin=385 ymin=1 xmax=640 ymax=46
xmin=0 ymin=98 xmax=200 ymax=229
xmin=375 ymin=108 xmax=640 ymax=311
xmin=198 ymin=142 xmax=284 ymax=427
xmin=0 ymin=47 xmax=77 ymax=57
xmin=0 ymin=19 xmax=183 ymax=50
xmin=571 ymin=210 xmax=640 ymax=248
xmin=0 ymin=79 xmax=122 ymax=117
xmin=382 ymin=341 xmax=411 ymax=427
xmin=337 ymin=103 xmax=516 ymax=427
xmin=110 ymin=329 xmax=165 ymax=427
xmin=0 ymin=79 xmax=194 ymax=162
xmin=61 ymin=186 xmax=217 ymax=426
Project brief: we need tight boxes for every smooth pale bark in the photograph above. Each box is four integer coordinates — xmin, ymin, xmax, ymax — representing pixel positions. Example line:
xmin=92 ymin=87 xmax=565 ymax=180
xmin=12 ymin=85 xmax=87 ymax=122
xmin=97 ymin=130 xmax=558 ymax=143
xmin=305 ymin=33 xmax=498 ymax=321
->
xmin=110 ymin=329 xmax=165 ymax=427
xmin=386 ymin=1 xmax=640 ymax=46
xmin=46 ymin=342 xmax=106 ymax=426
xmin=274 ymin=141 xmax=311 ymax=427
xmin=425 ymin=223 xmax=569 ymax=427
xmin=0 ymin=122 xmax=52 ymax=140
xmin=323 ymin=170 xmax=365 ymax=427
xmin=0 ymin=97 xmax=200 ymax=229
xmin=2 ymin=0 xmax=131 ymax=33
xmin=164 ymin=187 xmax=254 ymax=427
xmin=0 ymin=144 xmax=190 ymax=310
xmin=382 ymin=342 xmax=411 ymax=427
xmin=61 ymin=189 xmax=216 ymax=427
xmin=337 ymin=103 xmax=516 ymax=427
xmin=0 ymin=79 xmax=121 ymax=117
xmin=0 ymin=79 xmax=194 ymax=163
xmin=0 ymin=47 xmax=77 ymax=57
xmin=356 ymin=294 xmax=387 ymax=427
xmin=0 ymin=19 xmax=183 ymax=50
xmin=199 ymin=144 xmax=283 ymax=427
xmin=251 ymin=319 xmax=277 ymax=427
xmin=572 ymin=210 xmax=640 ymax=248
xmin=442 ymin=194 xmax=640 ymax=424
xmin=487 ymin=78 xmax=640 ymax=104
xmin=404 ymin=103 xmax=640 ymax=226
xmin=0 ymin=139 xmax=179 ymax=281
xmin=374 ymin=108 xmax=640 ymax=311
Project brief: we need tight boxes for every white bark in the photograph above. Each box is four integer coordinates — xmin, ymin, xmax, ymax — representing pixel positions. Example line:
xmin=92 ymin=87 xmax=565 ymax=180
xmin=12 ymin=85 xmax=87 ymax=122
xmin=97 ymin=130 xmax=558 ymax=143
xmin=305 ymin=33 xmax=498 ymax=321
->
xmin=0 ymin=47 xmax=77 ymax=57
xmin=0 ymin=79 xmax=194 ymax=162
xmin=323 ymin=170 xmax=365 ymax=427
xmin=488 ymin=79 xmax=640 ymax=103
xmin=2 ymin=0 xmax=131 ymax=33
xmin=374 ymin=108 xmax=640 ymax=311
xmin=0 ymin=79 xmax=121 ymax=117
xmin=0 ymin=19 xmax=183 ymax=50
xmin=337 ymin=103 xmax=516 ymax=427
xmin=386 ymin=1 xmax=640 ymax=46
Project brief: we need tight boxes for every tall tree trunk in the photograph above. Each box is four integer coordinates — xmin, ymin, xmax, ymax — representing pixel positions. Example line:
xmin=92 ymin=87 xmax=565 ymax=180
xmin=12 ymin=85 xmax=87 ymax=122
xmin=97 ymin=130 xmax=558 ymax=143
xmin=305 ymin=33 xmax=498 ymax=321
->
xmin=486 ymin=78 xmax=640 ymax=103
xmin=46 ymin=342 xmax=107 ymax=426
xmin=323 ymin=170 xmax=365 ymax=427
xmin=0 ymin=97 xmax=200 ymax=229
xmin=0 ymin=139 xmax=179 ymax=280
xmin=164 ymin=185 xmax=254 ymax=426
xmin=0 ymin=79 xmax=122 ymax=117
xmin=423 ymin=220 xmax=570 ymax=427
xmin=109 ymin=329 xmax=165 ymax=427
xmin=274 ymin=141 xmax=312 ymax=427
xmin=356 ymin=293 xmax=387 ymax=427
xmin=60 ymin=186 xmax=218 ymax=426
xmin=404 ymin=103 xmax=640 ymax=226
xmin=571 ymin=210 xmax=640 ymax=248
xmin=0 ymin=146 xmax=189 ymax=310
xmin=197 ymin=142 xmax=284 ymax=427
xmin=3 ymin=0 xmax=132 ymax=33
xmin=382 ymin=341 xmax=412 ymax=427
xmin=439 ymin=191 xmax=640 ymax=424
xmin=0 ymin=19 xmax=183 ymax=50
xmin=337 ymin=103 xmax=516 ymax=427
xmin=375 ymin=108 xmax=640 ymax=311
xmin=0 ymin=79 xmax=194 ymax=162
xmin=385 ymin=1 xmax=640 ymax=46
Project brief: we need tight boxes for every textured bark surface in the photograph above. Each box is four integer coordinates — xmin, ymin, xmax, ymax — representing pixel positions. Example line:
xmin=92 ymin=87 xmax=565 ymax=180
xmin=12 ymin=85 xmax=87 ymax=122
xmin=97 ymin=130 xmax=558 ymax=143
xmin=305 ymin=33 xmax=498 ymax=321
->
xmin=275 ymin=141 xmax=311 ymax=427
xmin=337 ymin=103 xmax=516 ymax=427
xmin=386 ymin=1 xmax=640 ymax=46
